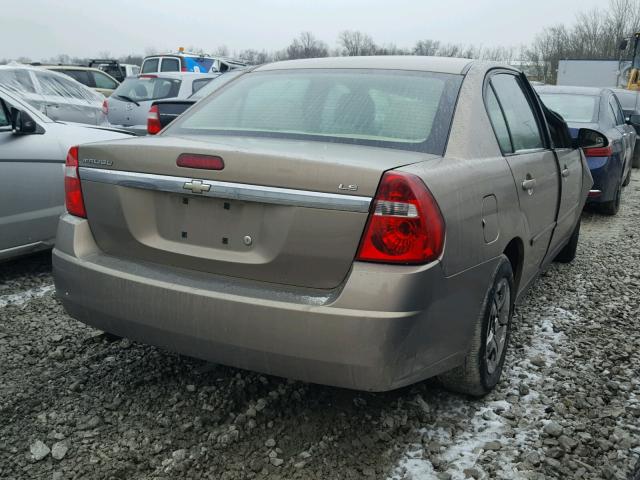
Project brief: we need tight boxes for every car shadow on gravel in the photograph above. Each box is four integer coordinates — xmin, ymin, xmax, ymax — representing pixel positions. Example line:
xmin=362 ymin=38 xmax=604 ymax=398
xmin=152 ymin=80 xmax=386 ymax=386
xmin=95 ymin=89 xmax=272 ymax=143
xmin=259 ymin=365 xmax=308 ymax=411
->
xmin=0 ymin=250 xmax=52 ymax=284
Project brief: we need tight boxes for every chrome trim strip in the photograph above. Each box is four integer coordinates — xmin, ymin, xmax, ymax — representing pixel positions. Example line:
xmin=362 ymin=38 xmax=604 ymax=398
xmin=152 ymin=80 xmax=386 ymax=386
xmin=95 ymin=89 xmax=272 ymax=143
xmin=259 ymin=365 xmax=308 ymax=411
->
xmin=79 ymin=167 xmax=372 ymax=213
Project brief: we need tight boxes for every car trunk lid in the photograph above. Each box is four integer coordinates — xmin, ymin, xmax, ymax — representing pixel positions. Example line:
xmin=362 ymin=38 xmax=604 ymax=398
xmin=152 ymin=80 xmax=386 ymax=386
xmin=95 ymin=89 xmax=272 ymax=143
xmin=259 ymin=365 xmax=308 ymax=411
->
xmin=78 ymin=135 xmax=434 ymax=288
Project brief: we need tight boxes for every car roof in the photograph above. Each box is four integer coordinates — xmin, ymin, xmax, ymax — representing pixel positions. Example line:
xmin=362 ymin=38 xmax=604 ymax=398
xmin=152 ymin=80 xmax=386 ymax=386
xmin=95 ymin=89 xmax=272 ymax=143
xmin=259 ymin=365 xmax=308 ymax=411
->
xmin=41 ymin=65 xmax=104 ymax=72
xmin=254 ymin=56 xmax=475 ymax=74
xmin=133 ymin=72 xmax=220 ymax=80
xmin=535 ymin=85 xmax=609 ymax=96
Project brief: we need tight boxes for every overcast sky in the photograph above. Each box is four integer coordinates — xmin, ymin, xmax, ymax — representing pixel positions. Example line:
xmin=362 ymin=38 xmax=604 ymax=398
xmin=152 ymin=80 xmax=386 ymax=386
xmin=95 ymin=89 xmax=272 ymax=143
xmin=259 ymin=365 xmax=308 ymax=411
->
xmin=0 ymin=0 xmax=606 ymax=60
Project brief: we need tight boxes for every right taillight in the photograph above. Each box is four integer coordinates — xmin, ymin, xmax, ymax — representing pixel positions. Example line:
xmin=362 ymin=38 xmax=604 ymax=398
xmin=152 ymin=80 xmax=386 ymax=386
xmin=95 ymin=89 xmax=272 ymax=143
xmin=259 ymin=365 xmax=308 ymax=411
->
xmin=584 ymin=145 xmax=613 ymax=157
xmin=356 ymin=171 xmax=444 ymax=264
xmin=64 ymin=145 xmax=86 ymax=218
xmin=101 ymin=99 xmax=108 ymax=116
xmin=147 ymin=105 xmax=162 ymax=135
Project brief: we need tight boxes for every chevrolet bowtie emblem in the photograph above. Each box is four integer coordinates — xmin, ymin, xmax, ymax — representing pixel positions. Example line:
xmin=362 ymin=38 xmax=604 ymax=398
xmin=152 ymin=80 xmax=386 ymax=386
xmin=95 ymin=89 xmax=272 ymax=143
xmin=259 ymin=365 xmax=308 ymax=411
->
xmin=183 ymin=180 xmax=211 ymax=194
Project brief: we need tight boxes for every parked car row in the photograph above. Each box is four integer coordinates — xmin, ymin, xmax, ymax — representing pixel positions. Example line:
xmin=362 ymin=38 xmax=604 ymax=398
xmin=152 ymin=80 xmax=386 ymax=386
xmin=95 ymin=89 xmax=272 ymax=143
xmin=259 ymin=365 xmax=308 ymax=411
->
xmin=0 ymin=55 xmax=635 ymax=396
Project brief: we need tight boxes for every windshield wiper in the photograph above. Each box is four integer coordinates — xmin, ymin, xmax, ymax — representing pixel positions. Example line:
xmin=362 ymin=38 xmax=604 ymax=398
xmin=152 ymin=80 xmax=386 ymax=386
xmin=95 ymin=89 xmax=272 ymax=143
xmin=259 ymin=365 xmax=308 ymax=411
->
xmin=114 ymin=95 xmax=140 ymax=106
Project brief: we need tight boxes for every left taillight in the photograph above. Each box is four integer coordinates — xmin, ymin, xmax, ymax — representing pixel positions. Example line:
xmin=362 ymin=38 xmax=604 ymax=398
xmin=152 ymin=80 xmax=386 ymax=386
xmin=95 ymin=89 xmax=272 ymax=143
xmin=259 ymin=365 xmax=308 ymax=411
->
xmin=356 ymin=171 xmax=445 ymax=264
xmin=584 ymin=145 xmax=613 ymax=157
xmin=101 ymin=99 xmax=108 ymax=116
xmin=147 ymin=105 xmax=162 ymax=135
xmin=64 ymin=146 xmax=86 ymax=218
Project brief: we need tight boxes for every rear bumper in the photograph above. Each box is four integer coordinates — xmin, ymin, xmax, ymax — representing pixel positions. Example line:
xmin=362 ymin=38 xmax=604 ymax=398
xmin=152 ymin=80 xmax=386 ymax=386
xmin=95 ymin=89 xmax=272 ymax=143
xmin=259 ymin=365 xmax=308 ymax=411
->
xmin=53 ymin=214 xmax=497 ymax=391
xmin=586 ymin=155 xmax=620 ymax=203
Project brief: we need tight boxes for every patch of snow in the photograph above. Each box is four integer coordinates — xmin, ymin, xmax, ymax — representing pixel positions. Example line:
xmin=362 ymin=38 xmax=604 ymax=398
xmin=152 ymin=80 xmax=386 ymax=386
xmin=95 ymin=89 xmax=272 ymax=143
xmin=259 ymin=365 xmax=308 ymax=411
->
xmin=0 ymin=284 xmax=55 ymax=308
xmin=388 ymin=307 xmax=573 ymax=480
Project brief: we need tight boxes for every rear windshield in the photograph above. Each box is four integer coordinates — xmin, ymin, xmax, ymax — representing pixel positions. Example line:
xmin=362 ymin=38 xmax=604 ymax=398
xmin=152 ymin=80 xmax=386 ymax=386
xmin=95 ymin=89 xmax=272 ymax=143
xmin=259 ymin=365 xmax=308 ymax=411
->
xmin=141 ymin=58 xmax=159 ymax=73
xmin=170 ymin=69 xmax=462 ymax=154
xmin=538 ymin=93 xmax=599 ymax=123
xmin=113 ymin=77 xmax=181 ymax=102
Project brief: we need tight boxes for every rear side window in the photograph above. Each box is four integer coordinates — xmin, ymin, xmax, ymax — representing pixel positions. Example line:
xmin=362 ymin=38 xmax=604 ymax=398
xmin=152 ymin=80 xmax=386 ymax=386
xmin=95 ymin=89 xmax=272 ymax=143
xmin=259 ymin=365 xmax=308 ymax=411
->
xmin=192 ymin=78 xmax=212 ymax=94
xmin=610 ymin=96 xmax=625 ymax=125
xmin=172 ymin=69 xmax=463 ymax=154
xmin=92 ymin=71 xmax=118 ymax=90
xmin=161 ymin=58 xmax=180 ymax=72
xmin=113 ymin=77 xmax=181 ymax=102
xmin=607 ymin=102 xmax=619 ymax=127
xmin=141 ymin=58 xmax=159 ymax=73
xmin=485 ymin=87 xmax=513 ymax=154
xmin=56 ymin=69 xmax=93 ymax=87
xmin=0 ymin=69 xmax=36 ymax=93
xmin=34 ymin=71 xmax=102 ymax=102
xmin=491 ymin=74 xmax=544 ymax=151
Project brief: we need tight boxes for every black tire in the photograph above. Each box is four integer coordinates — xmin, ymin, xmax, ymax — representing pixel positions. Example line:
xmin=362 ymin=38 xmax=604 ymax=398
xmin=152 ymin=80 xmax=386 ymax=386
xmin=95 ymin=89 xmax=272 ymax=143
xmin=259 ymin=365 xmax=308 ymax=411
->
xmin=554 ymin=219 xmax=580 ymax=263
xmin=633 ymin=148 xmax=640 ymax=169
xmin=600 ymin=181 xmax=622 ymax=216
xmin=438 ymin=255 xmax=514 ymax=397
xmin=623 ymin=167 xmax=631 ymax=187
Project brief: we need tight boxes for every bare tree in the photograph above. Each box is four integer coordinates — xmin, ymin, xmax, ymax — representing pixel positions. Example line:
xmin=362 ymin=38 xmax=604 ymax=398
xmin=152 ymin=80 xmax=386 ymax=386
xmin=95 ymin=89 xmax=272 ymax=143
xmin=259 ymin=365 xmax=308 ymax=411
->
xmin=237 ymin=49 xmax=274 ymax=65
xmin=213 ymin=45 xmax=230 ymax=57
xmin=338 ymin=30 xmax=377 ymax=56
xmin=285 ymin=32 xmax=329 ymax=59
xmin=414 ymin=39 xmax=441 ymax=56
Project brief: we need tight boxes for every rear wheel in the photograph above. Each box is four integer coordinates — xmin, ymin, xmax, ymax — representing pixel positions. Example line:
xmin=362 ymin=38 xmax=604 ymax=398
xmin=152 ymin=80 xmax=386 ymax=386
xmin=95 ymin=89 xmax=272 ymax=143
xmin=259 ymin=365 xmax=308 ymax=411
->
xmin=554 ymin=219 xmax=580 ymax=263
xmin=438 ymin=255 xmax=514 ymax=397
xmin=633 ymin=148 xmax=640 ymax=169
xmin=600 ymin=181 xmax=622 ymax=216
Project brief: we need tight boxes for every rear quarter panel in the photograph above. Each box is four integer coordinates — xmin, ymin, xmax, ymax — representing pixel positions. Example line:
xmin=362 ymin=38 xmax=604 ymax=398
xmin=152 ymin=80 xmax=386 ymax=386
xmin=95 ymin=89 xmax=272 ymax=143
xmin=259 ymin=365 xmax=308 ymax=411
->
xmin=402 ymin=64 xmax=528 ymax=293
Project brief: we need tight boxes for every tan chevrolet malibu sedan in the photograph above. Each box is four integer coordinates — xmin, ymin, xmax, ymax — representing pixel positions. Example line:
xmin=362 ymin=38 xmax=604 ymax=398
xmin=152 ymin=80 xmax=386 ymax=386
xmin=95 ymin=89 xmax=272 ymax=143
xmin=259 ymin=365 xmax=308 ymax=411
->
xmin=53 ymin=56 xmax=595 ymax=395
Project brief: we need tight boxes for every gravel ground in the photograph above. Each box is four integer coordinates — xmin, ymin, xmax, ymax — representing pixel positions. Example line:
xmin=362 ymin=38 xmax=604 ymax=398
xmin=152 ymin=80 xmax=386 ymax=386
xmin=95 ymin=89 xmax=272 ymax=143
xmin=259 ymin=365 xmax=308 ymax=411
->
xmin=1 ymin=177 xmax=640 ymax=480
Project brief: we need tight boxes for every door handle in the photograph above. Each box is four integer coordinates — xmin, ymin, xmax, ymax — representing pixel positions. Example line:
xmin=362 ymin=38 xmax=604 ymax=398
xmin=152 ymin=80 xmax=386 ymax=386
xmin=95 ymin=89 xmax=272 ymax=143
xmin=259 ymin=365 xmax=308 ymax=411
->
xmin=561 ymin=166 xmax=570 ymax=178
xmin=522 ymin=178 xmax=537 ymax=191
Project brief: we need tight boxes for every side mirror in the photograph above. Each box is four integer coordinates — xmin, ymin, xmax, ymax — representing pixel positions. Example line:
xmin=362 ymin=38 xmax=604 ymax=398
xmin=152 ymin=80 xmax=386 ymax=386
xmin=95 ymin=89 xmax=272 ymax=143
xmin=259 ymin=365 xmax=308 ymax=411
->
xmin=627 ymin=114 xmax=640 ymax=126
xmin=574 ymin=128 xmax=608 ymax=150
xmin=11 ymin=108 xmax=40 ymax=135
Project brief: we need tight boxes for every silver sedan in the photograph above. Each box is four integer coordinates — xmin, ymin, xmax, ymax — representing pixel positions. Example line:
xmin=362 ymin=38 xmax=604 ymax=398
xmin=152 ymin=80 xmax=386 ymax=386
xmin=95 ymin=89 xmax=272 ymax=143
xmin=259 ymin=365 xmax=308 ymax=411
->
xmin=0 ymin=86 xmax=133 ymax=261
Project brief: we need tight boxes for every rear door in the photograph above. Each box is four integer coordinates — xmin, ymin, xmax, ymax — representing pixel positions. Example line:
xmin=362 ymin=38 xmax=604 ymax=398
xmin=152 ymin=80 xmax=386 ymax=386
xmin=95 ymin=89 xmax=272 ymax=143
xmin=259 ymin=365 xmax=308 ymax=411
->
xmin=541 ymin=105 xmax=584 ymax=251
xmin=141 ymin=57 xmax=160 ymax=74
xmin=611 ymin=94 xmax=635 ymax=172
xmin=488 ymin=72 xmax=560 ymax=286
xmin=604 ymin=96 xmax=628 ymax=178
xmin=160 ymin=57 xmax=180 ymax=73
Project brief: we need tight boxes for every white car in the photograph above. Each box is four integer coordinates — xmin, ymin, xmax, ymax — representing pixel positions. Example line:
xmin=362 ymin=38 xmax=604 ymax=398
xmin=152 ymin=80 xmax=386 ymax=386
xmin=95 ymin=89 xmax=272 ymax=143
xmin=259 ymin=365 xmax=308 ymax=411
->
xmin=0 ymin=64 xmax=108 ymax=126
xmin=106 ymin=72 xmax=219 ymax=134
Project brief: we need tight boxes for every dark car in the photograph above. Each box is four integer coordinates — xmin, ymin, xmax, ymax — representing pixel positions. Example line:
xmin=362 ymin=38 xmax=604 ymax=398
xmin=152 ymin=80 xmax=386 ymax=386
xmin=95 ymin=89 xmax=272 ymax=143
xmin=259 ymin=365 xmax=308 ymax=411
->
xmin=536 ymin=85 xmax=636 ymax=215
xmin=611 ymin=88 xmax=640 ymax=167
